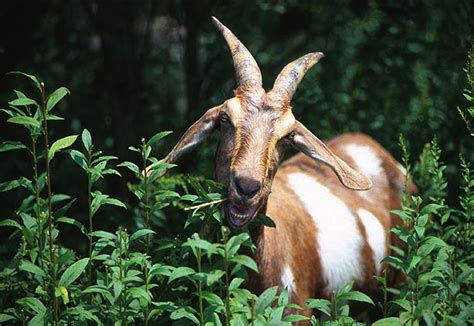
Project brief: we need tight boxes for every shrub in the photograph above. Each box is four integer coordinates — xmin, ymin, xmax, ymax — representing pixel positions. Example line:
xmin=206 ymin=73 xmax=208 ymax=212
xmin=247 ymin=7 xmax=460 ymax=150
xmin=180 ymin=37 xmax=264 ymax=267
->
xmin=0 ymin=66 xmax=472 ymax=325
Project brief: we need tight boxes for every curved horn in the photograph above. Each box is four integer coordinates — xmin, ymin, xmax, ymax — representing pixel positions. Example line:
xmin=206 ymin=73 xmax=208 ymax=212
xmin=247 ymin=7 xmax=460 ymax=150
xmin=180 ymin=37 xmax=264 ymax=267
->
xmin=212 ymin=16 xmax=262 ymax=88
xmin=271 ymin=52 xmax=324 ymax=102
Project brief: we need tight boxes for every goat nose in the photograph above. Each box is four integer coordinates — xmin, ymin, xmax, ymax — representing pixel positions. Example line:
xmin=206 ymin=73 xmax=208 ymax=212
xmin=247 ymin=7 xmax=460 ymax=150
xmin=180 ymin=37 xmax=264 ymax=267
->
xmin=234 ymin=176 xmax=261 ymax=198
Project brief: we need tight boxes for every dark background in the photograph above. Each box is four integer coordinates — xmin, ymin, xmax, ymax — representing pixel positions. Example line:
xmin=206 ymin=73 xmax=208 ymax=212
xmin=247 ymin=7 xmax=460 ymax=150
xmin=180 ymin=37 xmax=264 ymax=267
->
xmin=1 ymin=0 xmax=473 ymax=238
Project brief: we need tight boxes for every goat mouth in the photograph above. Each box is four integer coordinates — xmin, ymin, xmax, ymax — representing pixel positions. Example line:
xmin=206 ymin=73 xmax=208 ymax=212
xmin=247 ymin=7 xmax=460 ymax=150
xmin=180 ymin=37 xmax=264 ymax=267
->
xmin=225 ymin=202 xmax=259 ymax=228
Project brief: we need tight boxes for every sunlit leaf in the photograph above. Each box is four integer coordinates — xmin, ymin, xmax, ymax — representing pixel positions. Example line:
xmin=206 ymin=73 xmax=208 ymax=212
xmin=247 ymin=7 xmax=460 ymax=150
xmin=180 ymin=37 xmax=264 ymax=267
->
xmin=16 ymin=297 xmax=46 ymax=314
xmin=58 ymin=258 xmax=89 ymax=287
xmin=147 ymin=130 xmax=172 ymax=147
xmin=46 ymin=87 xmax=70 ymax=112
xmin=8 ymin=98 xmax=38 ymax=107
xmin=81 ymin=129 xmax=92 ymax=150
xmin=7 ymin=71 xmax=41 ymax=90
xmin=49 ymin=135 xmax=78 ymax=161
xmin=0 ymin=141 xmax=27 ymax=153
xmin=130 ymin=229 xmax=156 ymax=242
xmin=19 ymin=260 xmax=46 ymax=278
xmin=7 ymin=116 xmax=41 ymax=128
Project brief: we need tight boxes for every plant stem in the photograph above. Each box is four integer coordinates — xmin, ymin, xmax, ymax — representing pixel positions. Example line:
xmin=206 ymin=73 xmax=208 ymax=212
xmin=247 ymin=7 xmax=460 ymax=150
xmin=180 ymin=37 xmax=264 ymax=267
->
xmin=383 ymin=269 xmax=388 ymax=318
xmin=119 ymin=231 xmax=127 ymax=326
xmin=141 ymin=141 xmax=151 ymax=253
xmin=197 ymin=248 xmax=204 ymax=326
xmin=184 ymin=198 xmax=227 ymax=211
xmin=31 ymin=137 xmax=43 ymax=261
xmin=144 ymin=264 xmax=149 ymax=326
xmin=40 ymin=82 xmax=59 ymax=325
xmin=87 ymin=146 xmax=93 ymax=285
xmin=331 ymin=290 xmax=337 ymax=320
xmin=222 ymin=228 xmax=231 ymax=325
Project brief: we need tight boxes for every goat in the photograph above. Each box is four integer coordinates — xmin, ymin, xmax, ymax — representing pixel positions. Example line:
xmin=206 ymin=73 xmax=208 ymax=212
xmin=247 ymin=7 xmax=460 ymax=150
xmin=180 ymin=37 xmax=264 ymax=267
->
xmin=150 ymin=17 xmax=414 ymax=319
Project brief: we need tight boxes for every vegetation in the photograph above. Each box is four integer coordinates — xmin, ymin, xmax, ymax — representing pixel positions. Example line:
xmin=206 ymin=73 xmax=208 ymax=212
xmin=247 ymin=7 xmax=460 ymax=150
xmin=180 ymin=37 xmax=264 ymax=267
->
xmin=0 ymin=1 xmax=473 ymax=325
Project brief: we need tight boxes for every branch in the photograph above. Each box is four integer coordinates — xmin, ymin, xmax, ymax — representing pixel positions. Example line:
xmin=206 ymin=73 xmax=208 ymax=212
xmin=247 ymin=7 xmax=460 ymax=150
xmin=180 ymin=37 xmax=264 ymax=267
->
xmin=183 ymin=198 xmax=226 ymax=211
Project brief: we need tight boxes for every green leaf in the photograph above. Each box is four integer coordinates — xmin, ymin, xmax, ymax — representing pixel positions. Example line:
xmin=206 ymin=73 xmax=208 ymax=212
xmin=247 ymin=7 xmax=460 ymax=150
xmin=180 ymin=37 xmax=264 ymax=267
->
xmin=69 ymin=149 xmax=87 ymax=169
xmin=29 ymin=312 xmax=46 ymax=326
xmin=0 ymin=314 xmax=15 ymax=323
xmin=57 ymin=217 xmax=87 ymax=235
xmin=81 ymin=285 xmax=110 ymax=296
xmin=16 ymin=297 xmax=46 ymax=314
xmin=170 ymin=307 xmax=199 ymax=324
xmin=103 ymin=197 xmax=126 ymax=209
xmin=306 ymin=298 xmax=331 ymax=316
xmin=58 ymin=258 xmax=89 ymax=287
xmin=226 ymin=233 xmax=250 ymax=257
xmin=0 ymin=177 xmax=30 ymax=192
xmin=7 ymin=116 xmax=41 ymax=128
xmin=393 ymin=299 xmax=411 ymax=311
xmin=168 ymin=267 xmax=195 ymax=283
xmin=19 ymin=260 xmax=46 ymax=278
xmin=0 ymin=219 xmax=22 ymax=229
xmin=230 ymin=255 xmax=259 ymax=273
xmin=90 ymin=230 xmax=116 ymax=240
xmin=420 ymin=203 xmax=444 ymax=215
xmin=148 ymin=131 xmax=173 ymax=146
xmin=372 ymin=317 xmax=402 ymax=326
xmin=81 ymin=129 xmax=92 ymax=150
xmin=49 ymin=135 xmax=78 ymax=161
xmin=7 ymin=71 xmax=41 ymax=90
xmin=47 ymin=114 xmax=64 ymax=121
xmin=200 ymin=291 xmax=224 ymax=306
xmin=338 ymin=291 xmax=374 ymax=305
xmin=46 ymin=87 xmax=70 ymax=112
xmin=129 ymin=287 xmax=151 ymax=302
xmin=282 ymin=314 xmax=309 ymax=322
xmin=118 ymin=161 xmax=140 ymax=174
xmin=8 ymin=97 xmax=38 ymax=107
xmin=0 ymin=141 xmax=27 ymax=153
xmin=229 ymin=277 xmax=245 ymax=290
xmin=130 ymin=229 xmax=156 ymax=242
xmin=255 ymin=286 xmax=278 ymax=314
xmin=253 ymin=214 xmax=276 ymax=228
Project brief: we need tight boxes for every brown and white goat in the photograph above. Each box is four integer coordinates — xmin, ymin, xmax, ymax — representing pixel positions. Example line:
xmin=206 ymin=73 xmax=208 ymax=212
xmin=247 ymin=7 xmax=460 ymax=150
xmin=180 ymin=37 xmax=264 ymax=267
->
xmin=150 ymin=17 xmax=413 ymax=318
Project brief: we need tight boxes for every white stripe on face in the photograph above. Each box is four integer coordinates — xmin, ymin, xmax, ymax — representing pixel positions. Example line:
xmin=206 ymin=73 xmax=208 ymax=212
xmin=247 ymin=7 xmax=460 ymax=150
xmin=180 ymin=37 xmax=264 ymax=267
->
xmin=287 ymin=172 xmax=364 ymax=293
xmin=357 ymin=208 xmax=386 ymax=274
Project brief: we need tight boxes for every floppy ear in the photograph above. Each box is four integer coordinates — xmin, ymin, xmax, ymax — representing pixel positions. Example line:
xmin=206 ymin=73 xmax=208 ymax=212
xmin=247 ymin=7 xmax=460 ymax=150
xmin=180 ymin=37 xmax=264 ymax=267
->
xmin=163 ymin=105 xmax=221 ymax=163
xmin=290 ymin=121 xmax=372 ymax=190
xmin=146 ymin=105 xmax=221 ymax=175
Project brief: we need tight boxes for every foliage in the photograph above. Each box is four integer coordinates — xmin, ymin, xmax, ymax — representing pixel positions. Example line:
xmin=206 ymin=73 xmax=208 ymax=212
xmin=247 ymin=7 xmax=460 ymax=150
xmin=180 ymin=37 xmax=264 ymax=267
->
xmin=0 ymin=32 xmax=473 ymax=326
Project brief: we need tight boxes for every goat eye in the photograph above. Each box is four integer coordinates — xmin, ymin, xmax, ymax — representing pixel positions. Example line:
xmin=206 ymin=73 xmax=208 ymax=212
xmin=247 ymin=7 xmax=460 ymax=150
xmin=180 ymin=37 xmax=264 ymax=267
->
xmin=219 ymin=112 xmax=230 ymax=123
xmin=285 ymin=131 xmax=295 ymax=141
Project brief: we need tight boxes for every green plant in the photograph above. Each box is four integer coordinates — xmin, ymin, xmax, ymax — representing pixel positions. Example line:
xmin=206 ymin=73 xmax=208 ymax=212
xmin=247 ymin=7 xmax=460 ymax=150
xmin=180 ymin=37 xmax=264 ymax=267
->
xmin=1 ymin=71 xmax=472 ymax=325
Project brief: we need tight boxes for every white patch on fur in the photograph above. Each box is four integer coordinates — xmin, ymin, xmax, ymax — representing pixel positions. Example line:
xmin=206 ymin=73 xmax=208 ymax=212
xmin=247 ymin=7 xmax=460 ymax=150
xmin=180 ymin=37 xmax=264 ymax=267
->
xmin=281 ymin=264 xmax=296 ymax=299
xmin=345 ymin=144 xmax=384 ymax=202
xmin=357 ymin=209 xmax=386 ymax=274
xmin=287 ymin=172 xmax=364 ymax=293
xmin=345 ymin=144 xmax=383 ymax=179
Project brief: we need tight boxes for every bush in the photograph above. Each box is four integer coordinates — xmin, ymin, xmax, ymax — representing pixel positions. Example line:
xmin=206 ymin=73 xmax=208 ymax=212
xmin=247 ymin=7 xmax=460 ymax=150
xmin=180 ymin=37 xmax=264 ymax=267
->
xmin=0 ymin=58 xmax=472 ymax=325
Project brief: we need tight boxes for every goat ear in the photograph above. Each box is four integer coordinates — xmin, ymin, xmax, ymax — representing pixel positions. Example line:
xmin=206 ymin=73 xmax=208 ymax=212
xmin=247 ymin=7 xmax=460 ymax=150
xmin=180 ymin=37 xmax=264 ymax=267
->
xmin=145 ymin=105 xmax=221 ymax=176
xmin=291 ymin=121 xmax=372 ymax=190
xmin=163 ymin=105 xmax=221 ymax=163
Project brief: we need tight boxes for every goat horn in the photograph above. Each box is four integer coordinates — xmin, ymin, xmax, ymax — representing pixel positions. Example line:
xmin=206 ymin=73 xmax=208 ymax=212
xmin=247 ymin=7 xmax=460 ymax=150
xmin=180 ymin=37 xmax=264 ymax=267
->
xmin=212 ymin=16 xmax=262 ymax=88
xmin=271 ymin=52 xmax=324 ymax=102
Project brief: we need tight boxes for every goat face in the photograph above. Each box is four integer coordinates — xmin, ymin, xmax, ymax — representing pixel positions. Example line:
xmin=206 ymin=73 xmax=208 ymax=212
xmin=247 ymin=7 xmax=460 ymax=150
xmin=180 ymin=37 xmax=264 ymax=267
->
xmin=153 ymin=17 xmax=372 ymax=228
xmin=215 ymin=90 xmax=297 ymax=228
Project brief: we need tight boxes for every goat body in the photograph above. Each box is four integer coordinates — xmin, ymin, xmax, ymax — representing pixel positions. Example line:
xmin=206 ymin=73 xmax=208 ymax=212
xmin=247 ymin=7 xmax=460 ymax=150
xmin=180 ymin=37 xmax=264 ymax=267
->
xmin=251 ymin=133 xmax=411 ymax=316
